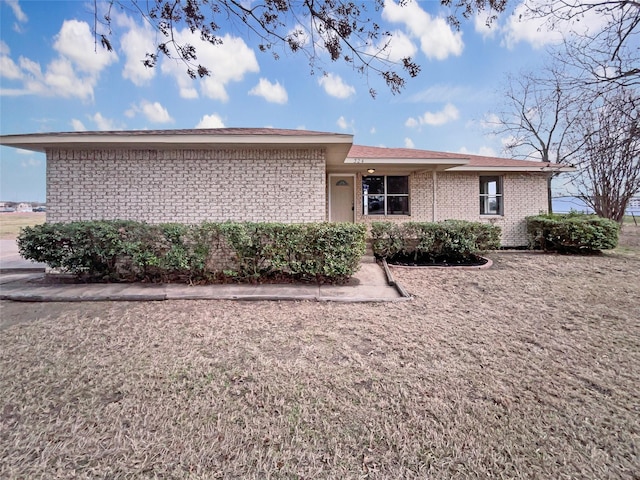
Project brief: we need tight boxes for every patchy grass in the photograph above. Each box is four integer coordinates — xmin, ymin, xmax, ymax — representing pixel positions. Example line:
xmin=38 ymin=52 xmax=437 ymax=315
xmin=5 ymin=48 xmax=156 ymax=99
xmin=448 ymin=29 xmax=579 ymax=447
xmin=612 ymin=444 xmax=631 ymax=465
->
xmin=0 ymin=212 xmax=45 ymax=239
xmin=1 ymin=237 xmax=639 ymax=478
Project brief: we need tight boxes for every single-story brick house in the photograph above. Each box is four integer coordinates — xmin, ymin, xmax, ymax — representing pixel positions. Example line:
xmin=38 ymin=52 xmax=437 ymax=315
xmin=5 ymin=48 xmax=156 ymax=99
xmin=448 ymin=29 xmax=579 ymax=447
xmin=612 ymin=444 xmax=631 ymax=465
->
xmin=0 ymin=128 xmax=573 ymax=246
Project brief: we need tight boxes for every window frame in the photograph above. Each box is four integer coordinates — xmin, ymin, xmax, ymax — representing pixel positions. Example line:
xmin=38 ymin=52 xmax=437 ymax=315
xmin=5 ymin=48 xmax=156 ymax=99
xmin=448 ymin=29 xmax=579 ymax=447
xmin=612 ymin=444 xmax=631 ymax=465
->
xmin=362 ymin=175 xmax=410 ymax=216
xmin=479 ymin=175 xmax=504 ymax=216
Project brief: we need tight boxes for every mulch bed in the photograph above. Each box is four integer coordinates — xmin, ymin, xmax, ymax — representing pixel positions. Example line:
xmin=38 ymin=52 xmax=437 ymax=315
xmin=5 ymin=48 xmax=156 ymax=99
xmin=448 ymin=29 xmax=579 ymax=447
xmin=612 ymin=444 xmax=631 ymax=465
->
xmin=385 ymin=253 xmax=489 ymax=267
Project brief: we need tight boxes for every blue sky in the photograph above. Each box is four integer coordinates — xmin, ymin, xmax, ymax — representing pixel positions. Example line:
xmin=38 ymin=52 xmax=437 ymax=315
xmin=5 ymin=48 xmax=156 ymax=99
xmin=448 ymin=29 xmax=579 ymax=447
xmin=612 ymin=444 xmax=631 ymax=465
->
xmin=0 ymin=0 xmax=595 ymax=201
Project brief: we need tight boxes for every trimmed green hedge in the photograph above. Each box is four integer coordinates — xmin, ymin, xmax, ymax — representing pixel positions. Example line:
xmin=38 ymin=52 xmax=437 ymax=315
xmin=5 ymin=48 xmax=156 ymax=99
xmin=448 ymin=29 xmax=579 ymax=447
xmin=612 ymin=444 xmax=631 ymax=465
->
xmin=370 ymin=221 xmax=501 ymax=261
xmin=17 ymin=221 xmax=367 ymax=283
xmin=526 ymin=213 xmax=619 ymax=253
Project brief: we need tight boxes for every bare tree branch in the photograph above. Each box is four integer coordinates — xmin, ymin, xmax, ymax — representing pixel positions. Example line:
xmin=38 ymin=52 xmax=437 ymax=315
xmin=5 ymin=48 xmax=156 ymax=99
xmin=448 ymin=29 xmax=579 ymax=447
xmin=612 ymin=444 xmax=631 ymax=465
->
xmin=96 ymin=0 xmax=437 ymax=94
xmin=569 ymin=88 xmax=640 ymax=222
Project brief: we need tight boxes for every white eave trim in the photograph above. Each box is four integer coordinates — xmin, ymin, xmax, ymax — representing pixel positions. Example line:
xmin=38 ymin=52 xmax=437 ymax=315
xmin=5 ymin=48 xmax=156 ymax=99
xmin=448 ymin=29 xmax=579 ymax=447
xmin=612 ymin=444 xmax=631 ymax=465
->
xmin=447 ymin=165 xmax=576 ymax=172
xmin=345 ymin=157 xmax=470 ymax=166
xmin=0 ymin=133 xmax=354 ymax=153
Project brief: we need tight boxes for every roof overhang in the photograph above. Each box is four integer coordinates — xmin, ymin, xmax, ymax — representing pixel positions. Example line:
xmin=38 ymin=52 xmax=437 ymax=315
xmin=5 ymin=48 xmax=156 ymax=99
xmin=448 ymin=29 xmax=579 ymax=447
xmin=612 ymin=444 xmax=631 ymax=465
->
xmin=0 ymin=130 xmax=354 ymax=165
xmin=344 ymin=157 xmax=469 ymax=166
xmin=326 ymin=155 xmax=470 ymax=173
xmin=447 ymin=165 xmax=577 ymax=172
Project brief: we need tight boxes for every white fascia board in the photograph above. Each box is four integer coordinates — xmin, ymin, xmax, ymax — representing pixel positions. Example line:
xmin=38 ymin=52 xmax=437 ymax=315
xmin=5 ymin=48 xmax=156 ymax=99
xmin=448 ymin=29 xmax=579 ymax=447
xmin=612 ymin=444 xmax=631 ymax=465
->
xmin=345 ymin=157 xmax=469 ymax=166
xmin=447 ymin=165 xmax=576 ymax=172
xmin=0 ymin=133 xmax=354 ymax=153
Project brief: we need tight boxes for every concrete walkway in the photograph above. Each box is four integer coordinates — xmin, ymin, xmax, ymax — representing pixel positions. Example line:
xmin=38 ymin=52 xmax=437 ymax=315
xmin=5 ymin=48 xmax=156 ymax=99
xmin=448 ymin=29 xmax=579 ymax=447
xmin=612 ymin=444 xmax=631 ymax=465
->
xmin=0 ymin=240 xmax=409 ymax=303
xmin=0 ymin=239 xmax=47 ymax=272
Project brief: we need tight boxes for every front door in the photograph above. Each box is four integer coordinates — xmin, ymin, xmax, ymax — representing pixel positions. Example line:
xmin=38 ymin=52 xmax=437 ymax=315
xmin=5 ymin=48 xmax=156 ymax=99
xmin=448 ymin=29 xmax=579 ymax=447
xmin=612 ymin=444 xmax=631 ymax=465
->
xmin=329 ymin=175 xmax=355 ymax=222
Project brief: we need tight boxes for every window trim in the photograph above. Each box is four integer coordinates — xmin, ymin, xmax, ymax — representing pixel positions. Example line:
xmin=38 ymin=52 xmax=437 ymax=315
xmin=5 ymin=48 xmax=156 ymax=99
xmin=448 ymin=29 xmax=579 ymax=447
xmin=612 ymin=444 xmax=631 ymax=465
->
xmin=362 ymin=175 xmax=410 ymax=216
xmin=479 ymin=175 xmax=503 ymax=216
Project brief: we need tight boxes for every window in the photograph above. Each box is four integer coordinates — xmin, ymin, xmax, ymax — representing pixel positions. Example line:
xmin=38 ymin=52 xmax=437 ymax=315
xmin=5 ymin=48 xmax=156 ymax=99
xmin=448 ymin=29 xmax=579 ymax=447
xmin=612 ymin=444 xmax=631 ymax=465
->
xmin=480 ymin=176 xmax=503 ymax=215
xmin=362 ymin=175 xmax=409 ymax=215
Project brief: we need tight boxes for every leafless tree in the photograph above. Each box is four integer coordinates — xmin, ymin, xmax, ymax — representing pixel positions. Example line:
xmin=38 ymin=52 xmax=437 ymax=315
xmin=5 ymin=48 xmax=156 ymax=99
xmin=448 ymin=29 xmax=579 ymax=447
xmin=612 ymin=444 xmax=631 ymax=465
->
xmin=529 ymin=0 xmax=640 ymax=88
xmin=488 ymin=64 xmax=583 ymax=211
xmin=569 ymin=88 xmax=640 ymax=222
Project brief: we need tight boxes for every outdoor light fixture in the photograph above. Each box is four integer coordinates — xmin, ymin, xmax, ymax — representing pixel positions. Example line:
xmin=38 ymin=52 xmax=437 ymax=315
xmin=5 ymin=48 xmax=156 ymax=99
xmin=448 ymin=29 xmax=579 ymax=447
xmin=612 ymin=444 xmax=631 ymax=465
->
xmin=367 ymin=168 xmax=376 ymax=174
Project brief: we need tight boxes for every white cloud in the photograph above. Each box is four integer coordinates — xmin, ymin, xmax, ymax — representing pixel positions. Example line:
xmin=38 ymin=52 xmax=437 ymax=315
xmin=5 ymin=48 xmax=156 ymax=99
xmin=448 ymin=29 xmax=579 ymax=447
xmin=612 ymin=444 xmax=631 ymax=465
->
xmin=404 ymin=137 xmax=415 ymax=148
xmin=480 ymin=113 xmax=501 ymax=129
xmin=71 ymin=119 xmax=87 ymax=131
xmin=478 ymin=146 xmax=498 ymax=156
xmin=337 ymin=116 xmax=355 ymax=131
xmin=18 ymin=56 xmax=40 ymax=77
xmin=407 ymin=103 xmax=460 ymax=127
xmin=405 ymin=117 xmax=419 ymax=128
xmin=501 ymin=0 xmax=607 ymax=49
xmin=366 ymin=30 xmax=417 ymax=63
xmin=116 ymin=14 xmax=156 ymax=85
xmin=501 ymin=134 xmax=518 ymax=147
xmin=44 ymin=58 xmax=95 ymax=100
xmin=180 ymin=87 xmax=199 ymax=99
xmin=0 ymin=52 xmax=22 ymax=80
xmin=383 ymin=0 xmax=463 ymax=60
xmin=91 ymin=112 xmax=122 ymax=131
xmin=6 ymin=0 xmax=27 ymax=24
xmin=319 ymin=73 xmax=355 ymax=99
xmin=53 ymin=19 xmax=117 ymax=74
xmin=196 ymin=114 xmax=225 ymax=128
xmin=502 ymin=4 xmax=562 ymax=49
xmin=249 ymin=78 xmax=288 ymax=104
xmin=286 ymin=24 xmax=310 ymax=48
xmin=0 ymin=19 xmax=117 ymax=100
xmin=474 ymin=10 xmax=499 ymax=39
xmin=408 ymin=84 xmax=479 ymax=104
xmin=161 ymin=30 xmax=259 ymax=102
xmin=141 ymin=101 xmax=173 ymax=123
xmin=5 ymin=0 xmax=29 ymax=33
xmin=421 ymin=103 xmax=459 ymax=126
xmin=459 ymin=146 xmax=497 ymax=157
xmin=125 ymin=100 xmax=174 ymax=123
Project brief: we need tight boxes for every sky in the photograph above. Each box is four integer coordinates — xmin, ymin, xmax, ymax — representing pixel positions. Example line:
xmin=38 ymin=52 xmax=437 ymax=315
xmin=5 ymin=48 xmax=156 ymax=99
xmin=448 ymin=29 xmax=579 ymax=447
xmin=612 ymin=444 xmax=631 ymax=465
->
xmin=0 ymin=0 xmax=598 ymax=202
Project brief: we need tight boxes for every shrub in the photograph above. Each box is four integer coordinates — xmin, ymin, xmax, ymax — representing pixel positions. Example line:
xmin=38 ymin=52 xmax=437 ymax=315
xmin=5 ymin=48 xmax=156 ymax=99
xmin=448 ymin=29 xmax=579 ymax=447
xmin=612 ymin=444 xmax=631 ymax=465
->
xmin=370 ymin=220 xmax=501 ymax=261
xmin=526 ymin=213 xmax=619 ymax=253
xmin=17 ymin=220 xmax=367 ymax=284
xmin=18 ymin=220 xmax=139 ymax=281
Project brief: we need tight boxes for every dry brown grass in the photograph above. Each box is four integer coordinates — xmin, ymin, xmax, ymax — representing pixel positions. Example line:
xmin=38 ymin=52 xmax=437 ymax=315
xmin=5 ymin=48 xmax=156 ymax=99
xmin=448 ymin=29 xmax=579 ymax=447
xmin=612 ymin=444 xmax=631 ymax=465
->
xmin=0 ymin=212 xmax=45 ymax=239
xmin=1 ymin=228 xmax=639 ymax=479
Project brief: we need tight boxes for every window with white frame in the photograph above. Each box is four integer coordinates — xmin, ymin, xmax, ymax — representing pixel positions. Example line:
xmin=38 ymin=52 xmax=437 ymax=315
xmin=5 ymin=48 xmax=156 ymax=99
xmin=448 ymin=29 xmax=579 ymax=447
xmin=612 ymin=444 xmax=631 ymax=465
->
xmin=480 ymin=176 xmax=503 ymax=215
xmin=362 ymin=175 xmax=409 ymax=215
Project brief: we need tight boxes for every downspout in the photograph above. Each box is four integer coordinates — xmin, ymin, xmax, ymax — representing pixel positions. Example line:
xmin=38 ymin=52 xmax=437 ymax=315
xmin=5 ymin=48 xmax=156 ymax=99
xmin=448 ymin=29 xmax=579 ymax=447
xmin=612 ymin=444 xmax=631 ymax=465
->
xmin=432 ymin=170 xmax=437 ymax=222
xmin=547 ymin=173 xmax=554 ymax=214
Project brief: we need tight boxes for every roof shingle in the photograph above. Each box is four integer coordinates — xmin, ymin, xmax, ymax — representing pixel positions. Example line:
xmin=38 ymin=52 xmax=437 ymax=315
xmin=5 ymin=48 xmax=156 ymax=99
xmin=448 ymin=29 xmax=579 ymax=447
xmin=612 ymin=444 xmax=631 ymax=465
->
xmin=348 ymin=144 xmax=562 ymax=168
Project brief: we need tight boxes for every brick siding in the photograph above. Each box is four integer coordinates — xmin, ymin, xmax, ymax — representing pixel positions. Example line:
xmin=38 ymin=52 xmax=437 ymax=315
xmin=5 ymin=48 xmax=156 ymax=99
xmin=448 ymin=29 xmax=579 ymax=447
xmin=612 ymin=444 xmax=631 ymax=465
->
xmin=353 ymin=171 xmax=548 ymax=247
xmin=46 ymin=148 xmax=326 ymax=224
xmin=46 ymin=147 xmax=547 ymax=247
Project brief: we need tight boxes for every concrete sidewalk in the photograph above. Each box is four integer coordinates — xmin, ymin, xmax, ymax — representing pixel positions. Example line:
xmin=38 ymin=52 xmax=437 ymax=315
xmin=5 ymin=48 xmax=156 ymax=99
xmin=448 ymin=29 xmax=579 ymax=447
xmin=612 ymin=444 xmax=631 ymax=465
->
xmin=0 ymin=239 xmax=47 ymax=272
xmin=0 ymin=240 xmax=409 ymax=303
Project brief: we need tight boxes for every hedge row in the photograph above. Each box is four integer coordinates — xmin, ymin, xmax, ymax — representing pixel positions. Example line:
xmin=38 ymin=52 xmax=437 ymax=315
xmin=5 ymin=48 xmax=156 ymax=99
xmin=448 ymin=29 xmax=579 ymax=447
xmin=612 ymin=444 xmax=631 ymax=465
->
xmin=370 ymin=221 xmax=501 ymax=261
xmin=526 ymin=213 xmax=619 ymax=253
xmin=17 ymin=221 xmax=367 ymax=283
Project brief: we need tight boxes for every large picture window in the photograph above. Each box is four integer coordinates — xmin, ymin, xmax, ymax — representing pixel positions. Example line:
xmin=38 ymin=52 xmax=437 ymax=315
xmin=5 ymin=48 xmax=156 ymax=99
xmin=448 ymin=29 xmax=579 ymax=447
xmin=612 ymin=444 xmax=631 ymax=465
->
xmin=363 ymin=175 xmax=409 ymax=215
xmin=480 ymin=176 xmax=503 ymax=215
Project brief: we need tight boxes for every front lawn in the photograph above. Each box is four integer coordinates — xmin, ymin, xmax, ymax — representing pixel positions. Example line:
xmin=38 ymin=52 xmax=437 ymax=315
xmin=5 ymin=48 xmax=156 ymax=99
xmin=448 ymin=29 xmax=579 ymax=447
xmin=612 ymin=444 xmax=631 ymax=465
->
xmin=1 ymin=228 xmax=638 ymax=478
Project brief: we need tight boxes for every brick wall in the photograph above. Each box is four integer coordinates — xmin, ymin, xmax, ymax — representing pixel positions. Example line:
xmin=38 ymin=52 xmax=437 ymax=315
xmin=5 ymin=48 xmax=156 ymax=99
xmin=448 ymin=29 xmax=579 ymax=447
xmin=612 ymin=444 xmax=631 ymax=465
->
xmin=435 ymin=172 xmax=548 ymax=247
xmin=351 ymin=171 xmax=548 ymax=246
xmin=46 ymin=148 xmax=326 ymax=224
